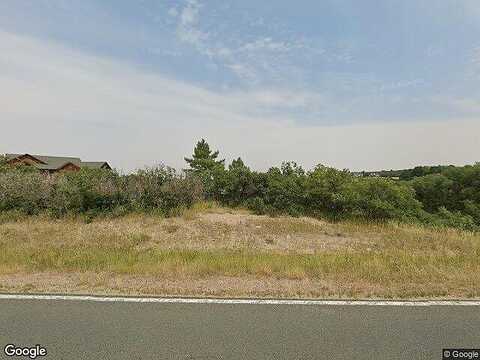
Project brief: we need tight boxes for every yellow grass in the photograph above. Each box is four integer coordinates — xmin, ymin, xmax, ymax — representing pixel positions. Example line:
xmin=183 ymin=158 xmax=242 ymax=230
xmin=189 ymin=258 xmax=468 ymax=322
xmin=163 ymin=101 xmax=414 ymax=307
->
xmin=0 ymin=206 xmax=479 ymax=298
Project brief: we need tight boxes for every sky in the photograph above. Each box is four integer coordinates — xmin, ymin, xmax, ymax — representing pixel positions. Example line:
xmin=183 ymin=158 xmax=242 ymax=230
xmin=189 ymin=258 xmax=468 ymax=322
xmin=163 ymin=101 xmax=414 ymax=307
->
xmin=0 ymin=0 xmax=479 ymax=172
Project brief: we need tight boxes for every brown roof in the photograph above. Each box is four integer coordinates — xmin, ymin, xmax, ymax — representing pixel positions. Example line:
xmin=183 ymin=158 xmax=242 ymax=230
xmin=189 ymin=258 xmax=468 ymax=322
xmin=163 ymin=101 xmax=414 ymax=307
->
xmin=6 ymin=154 xmax=111 ymax=171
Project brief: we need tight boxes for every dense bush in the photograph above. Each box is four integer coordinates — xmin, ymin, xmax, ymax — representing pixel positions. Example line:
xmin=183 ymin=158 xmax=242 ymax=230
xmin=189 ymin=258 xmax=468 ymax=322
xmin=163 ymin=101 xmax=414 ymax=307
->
xmin=420 ymin=207 xmax=477 ymax=231
xmin=344 ymin=178 xmax=423 ymax=221
xmin=48 ymin=168 xmax=124 ymax=216
xmin=221 ymin=158 xmax=259 ymax=206
xmin=1 ymin=141 xmax=479 ymax=230
xmin=409 ymin=164 xmax=480 ymax=226
xmin=0 ymin=165 xmax=202 ymax=218
xmin=409 ymin=174 xmax=454 ymax=212
xmin=180 ymin=140 xmax=480 ymax=230
xmin=261 ymin=163 xmax=307 ymax=216
xmin=304 ymin=165 xmax=351 ymax=220
xmin=0 ymin=170 xmax=54 ymax=214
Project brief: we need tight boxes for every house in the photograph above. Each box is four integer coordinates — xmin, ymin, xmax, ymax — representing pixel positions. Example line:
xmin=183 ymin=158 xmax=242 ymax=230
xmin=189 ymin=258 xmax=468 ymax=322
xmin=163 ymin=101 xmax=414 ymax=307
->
xmin=5 ymin=153 xmax=111 ymax=173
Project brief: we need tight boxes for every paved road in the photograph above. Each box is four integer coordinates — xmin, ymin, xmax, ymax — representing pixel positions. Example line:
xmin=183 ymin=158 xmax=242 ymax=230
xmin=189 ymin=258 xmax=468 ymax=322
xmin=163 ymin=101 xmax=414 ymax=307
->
xmin=0 ymin=298 xmax=479 ymax=359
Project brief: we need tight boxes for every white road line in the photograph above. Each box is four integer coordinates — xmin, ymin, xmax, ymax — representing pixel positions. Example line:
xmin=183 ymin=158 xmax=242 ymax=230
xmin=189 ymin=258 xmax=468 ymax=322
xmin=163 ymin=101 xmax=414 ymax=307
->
xmin=0 ymin=294 xmax=479 ymax=306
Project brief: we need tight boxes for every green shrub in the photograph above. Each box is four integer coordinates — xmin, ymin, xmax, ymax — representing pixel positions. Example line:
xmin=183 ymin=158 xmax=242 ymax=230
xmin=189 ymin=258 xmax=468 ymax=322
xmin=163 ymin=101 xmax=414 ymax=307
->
xmin=410 ymin=174 xmax=453 ymax=212
xmin=159 ymin=175 xmax=203 ymax=216
xmin=2 ymin=140 xmax=480 ymax=232
xmin=220 ymin=158 xmax=258 ymax=205
xmin=48 ymin=168 xmax=125 ymax=216
xmin=0 ymin=170 xmax=53 ymax=214
xmin=345 ymin=178 xmax=423 ymax=221
xmin=428 ymin=207 xmax=478 ymax=231
xmin=262 ymin=162 xmax=307 ymax=215
xmin=245 ymin=197 xmax=266 ymax=215
xmin=0 ymin=165 xmax=202 ymax=219
xmin=122 ymin=166 xmax=202 ymax=214
xmin=305 ymin=165 xmax=352 ymax=220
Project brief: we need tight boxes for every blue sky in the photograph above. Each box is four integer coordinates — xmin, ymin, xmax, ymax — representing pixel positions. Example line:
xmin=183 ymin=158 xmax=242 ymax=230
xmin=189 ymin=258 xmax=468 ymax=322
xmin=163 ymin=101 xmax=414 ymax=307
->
xmin=1 ymin=0 xmax=479 ymax=171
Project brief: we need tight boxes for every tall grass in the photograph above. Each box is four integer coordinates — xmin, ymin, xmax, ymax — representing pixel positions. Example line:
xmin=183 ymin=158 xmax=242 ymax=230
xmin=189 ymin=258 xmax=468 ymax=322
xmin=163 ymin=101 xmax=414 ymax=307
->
xmin=0 ymin=245 xmax=478 ymax=293
xmin=1 ymin=212 xmax=480 ymax=297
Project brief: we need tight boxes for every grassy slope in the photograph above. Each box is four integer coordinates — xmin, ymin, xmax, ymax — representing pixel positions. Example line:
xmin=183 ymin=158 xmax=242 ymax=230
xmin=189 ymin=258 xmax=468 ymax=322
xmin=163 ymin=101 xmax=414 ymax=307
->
xmin=0 ymin=202 xmax=479 ymax=298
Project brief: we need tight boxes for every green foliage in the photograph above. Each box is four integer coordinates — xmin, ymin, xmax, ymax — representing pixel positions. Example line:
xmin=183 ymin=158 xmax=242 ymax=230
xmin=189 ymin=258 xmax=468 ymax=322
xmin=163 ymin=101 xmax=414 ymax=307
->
xmin=219 ymin=158 xmax=258 ymax=205
xmin=184 ymin=139 xmax=225 ymax=173
xmin=425 ymin=207 xmax=477 ymax=231
xmin=124 ymin=166 xmax=176 ymax=210
xmin=184 ymin=139 xmax=225 ymax=198
xmin=410 ymin=174 xmax=453 ymax=212
xmin=179 ymin=140 xmax=480 ymax=229
xmin=157 ymin=175 xmax=203 ymax=215
xmin=201 ymin=144 xmax=480 ymax=229
xmin=399 ymin=165 xmax=456 ymax=181
xmin=1 ymin=141 xmax=479 ymax=231
xmin=305 ymin=165 xmax=352 ymax=220
xmin=0 ymin=165 xmax=202 ymax=218
xmin=48 ymin=168 xmax=124 ymax=216
xmin=304 ymin=166 xmax=424 ymax=222
xmin=262 ymin=162 xmax=307 ymax=216
xmin=245 ymin=197 xmax=267 ymax=215
xmin=0 ymin=170 xmax=53 ymax=214
xmin=361 ymin=165 xmax=455 ymax=180
xmin=120 ymin=165 xmax=203 ymax=216
xmin=345 ymin=178 xmax=423 ymax=221
xmin=409 ymin=163 xmax=480 ymax=226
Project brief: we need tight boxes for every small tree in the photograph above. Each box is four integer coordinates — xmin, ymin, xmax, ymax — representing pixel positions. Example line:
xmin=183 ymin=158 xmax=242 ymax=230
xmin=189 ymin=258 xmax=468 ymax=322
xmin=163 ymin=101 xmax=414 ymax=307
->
xmin=262 ymin=162 xmax=307 ymax=216
xmin=184 ymin=139 xmax=225 ymax=173
xmin=184 ymin=139 xmax=225 ymax=199
xmin=222 ymin=157 xmax=257 ymax=205
xmin=305 ymin=164 xmax=352 ymax=219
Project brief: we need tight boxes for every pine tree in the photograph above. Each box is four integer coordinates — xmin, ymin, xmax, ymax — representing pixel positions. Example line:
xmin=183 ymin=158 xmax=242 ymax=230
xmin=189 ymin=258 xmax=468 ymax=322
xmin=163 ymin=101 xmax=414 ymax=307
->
xmin=184 ymin=139 xmax=225 ymax=173
xmin=229 ymin=157 xmax=246 ymax=171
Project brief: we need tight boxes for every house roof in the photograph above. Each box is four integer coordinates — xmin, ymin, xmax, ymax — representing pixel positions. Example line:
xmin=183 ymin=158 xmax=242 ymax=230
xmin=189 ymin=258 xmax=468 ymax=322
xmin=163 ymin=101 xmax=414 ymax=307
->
xmin=6 ymin=154 xmax=111 ymax=171
xmin=81 ymin=161 xmax=111 ymax=169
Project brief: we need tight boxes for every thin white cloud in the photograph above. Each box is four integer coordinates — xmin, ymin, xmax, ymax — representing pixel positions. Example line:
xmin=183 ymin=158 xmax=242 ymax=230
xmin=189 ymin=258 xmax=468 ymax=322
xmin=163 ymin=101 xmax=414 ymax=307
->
xmin=180 ymin=0 xmax=200 ymax=26
xmin=174 ymin=0 xmax=208 ymax=47
xmin=1 ymin=30 xmax=479 ymax=172
xmin=239 ymin=37 xmax=293 ymax=53
xmin=169 ymin=0 xmax=310 ymax=85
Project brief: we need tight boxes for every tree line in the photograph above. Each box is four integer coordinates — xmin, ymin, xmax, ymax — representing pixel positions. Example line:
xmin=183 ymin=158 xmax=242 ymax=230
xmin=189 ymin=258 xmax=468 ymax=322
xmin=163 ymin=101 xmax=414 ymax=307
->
xmin=1 ymin=140 xmax=479 ymax=230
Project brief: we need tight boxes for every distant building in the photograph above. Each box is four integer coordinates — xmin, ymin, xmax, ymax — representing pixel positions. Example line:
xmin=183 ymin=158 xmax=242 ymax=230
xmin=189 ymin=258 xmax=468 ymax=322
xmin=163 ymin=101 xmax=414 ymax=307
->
xmin=5 ymin=153 xmax=111 ymax=173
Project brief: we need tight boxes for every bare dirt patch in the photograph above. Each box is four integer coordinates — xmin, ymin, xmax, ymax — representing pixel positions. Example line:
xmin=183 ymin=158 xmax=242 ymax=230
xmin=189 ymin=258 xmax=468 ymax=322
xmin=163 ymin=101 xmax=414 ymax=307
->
xmin=0 ymin=212 xmax=365 ymax=253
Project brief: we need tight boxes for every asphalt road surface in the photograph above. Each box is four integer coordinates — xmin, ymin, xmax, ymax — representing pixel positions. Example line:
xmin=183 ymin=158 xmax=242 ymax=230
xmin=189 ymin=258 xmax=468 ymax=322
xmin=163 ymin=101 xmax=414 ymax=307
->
xmin=0 ymin=297 xmax=479 ymax=360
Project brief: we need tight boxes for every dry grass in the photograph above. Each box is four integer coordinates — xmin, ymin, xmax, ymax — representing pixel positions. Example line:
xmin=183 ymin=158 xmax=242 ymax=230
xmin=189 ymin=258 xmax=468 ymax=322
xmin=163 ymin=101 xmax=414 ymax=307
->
xmin=0 ymin=203 xmax=479 ymax=299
